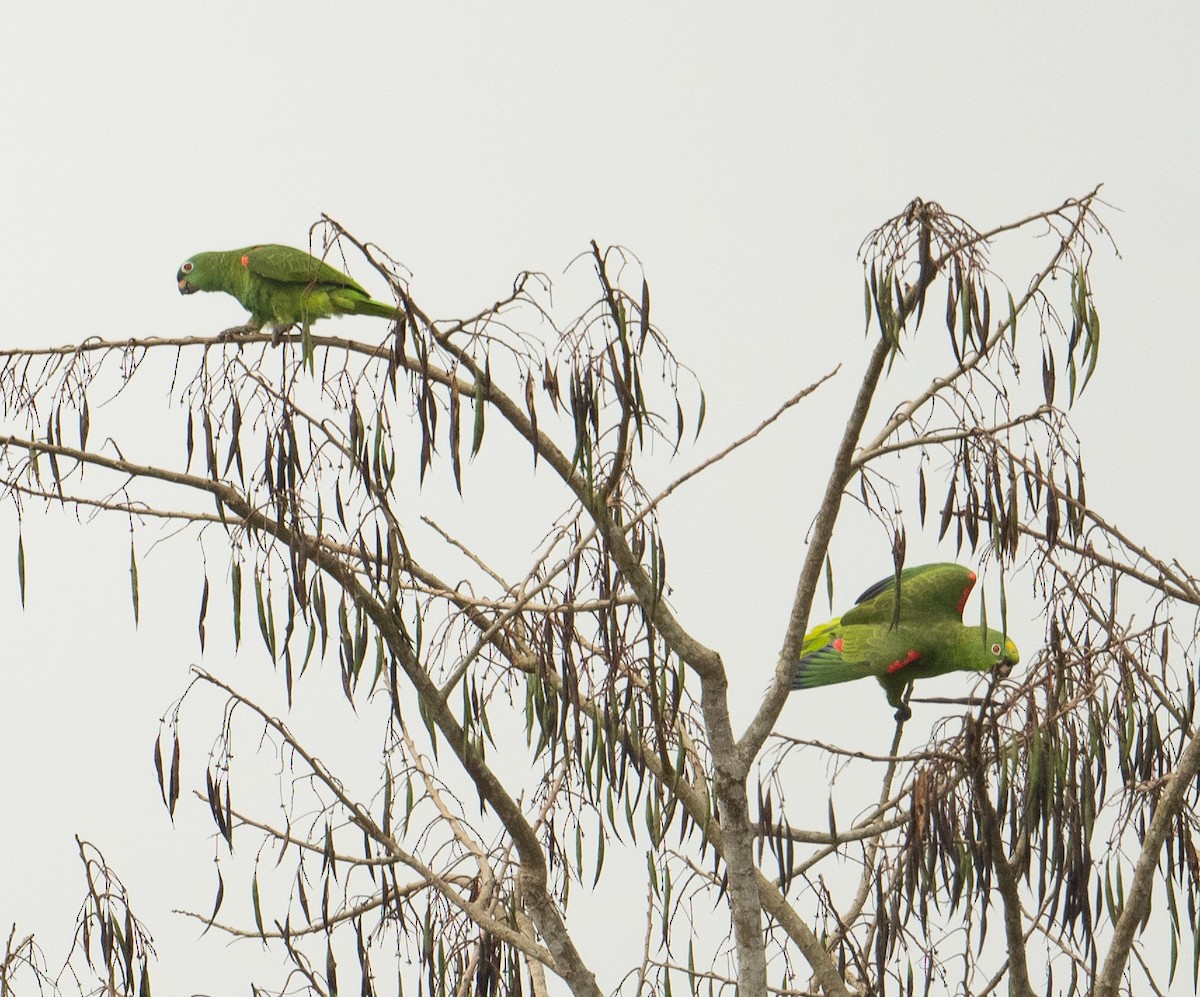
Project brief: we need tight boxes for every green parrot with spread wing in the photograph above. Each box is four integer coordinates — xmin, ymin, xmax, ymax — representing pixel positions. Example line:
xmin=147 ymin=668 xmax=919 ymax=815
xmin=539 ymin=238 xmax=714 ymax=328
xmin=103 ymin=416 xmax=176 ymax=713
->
xmin=176 ymin=244 xmax=396 ymax=331
xmin=791 ymin=562 xmax=1018 ymax=720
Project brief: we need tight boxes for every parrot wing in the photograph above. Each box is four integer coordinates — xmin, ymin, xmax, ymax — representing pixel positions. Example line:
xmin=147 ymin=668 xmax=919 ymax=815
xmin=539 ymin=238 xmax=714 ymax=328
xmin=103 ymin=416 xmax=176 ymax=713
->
xmin=241 ymin=245 xmax=370 ymax=294
xmin=791 ymin=624 xmax=921 ymax=690
xmin=841 ymin=562 xmax=977 ymax=628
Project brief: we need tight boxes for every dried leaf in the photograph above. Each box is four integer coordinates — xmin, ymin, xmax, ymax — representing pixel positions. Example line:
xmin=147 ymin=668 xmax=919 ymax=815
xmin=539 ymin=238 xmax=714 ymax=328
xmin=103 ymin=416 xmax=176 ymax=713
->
xmin=1042 ymin=349 xmax=1056 ymax=406
xmin=197 ymin=574 xmax=209 ymax=651
xmin=917 ymin=464 xmax=927 ymax=526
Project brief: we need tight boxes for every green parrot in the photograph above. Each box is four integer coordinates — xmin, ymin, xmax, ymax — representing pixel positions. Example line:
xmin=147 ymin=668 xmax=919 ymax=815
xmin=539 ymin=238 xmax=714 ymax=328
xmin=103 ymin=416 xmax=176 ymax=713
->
xmin=791 ymin=562 xmax=1019 ymax=720
xmin=176 ymin=244 xmax=396 ymax=331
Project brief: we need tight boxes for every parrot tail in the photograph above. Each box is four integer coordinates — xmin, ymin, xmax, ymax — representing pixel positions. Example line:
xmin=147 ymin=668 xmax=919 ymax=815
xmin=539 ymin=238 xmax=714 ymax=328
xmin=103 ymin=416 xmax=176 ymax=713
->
xmin=352 ymin=297 xmax=401 ymax=319
xmin=791 ymin=645 xmax=853 ymax=691
xmin=330 ymin=289 xmax=400 ymax=320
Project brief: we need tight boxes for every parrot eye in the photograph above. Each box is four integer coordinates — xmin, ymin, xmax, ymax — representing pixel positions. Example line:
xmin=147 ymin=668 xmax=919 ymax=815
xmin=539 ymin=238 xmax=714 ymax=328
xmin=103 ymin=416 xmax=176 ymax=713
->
xmin=181 ymin=261 xmax=194 ymax=273
xmin=991 ymin=642 xmax=1002 ymax=655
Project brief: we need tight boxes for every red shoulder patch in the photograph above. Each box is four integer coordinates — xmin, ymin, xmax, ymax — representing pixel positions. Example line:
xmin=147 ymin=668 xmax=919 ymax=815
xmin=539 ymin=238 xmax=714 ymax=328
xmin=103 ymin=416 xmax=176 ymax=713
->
xmin=240 ymin=254 xmax=250 ymax=268
xmin=833 ymin=637 xmax=844 ymax=653
xmin=886 ymin=649 xmax=921 ymax=674
xmin=955 ymin=570 xmax=977 ymax=615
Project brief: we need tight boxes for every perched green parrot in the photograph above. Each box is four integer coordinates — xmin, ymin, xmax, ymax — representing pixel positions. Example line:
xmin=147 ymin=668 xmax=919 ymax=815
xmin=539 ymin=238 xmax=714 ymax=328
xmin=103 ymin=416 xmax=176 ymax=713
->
xmin=791 ymin=562 xmax=1019 ymax=720
xmin=176 ymin=244 xmax=396 ymax=331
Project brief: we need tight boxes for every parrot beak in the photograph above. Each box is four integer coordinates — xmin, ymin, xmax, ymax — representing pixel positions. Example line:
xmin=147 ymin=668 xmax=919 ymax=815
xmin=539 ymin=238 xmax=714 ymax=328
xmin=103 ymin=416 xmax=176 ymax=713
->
xmin=996 ymin=642 xmax=1019 ymax=677
xmin=177 ymin=276 xmax=196 ymax=295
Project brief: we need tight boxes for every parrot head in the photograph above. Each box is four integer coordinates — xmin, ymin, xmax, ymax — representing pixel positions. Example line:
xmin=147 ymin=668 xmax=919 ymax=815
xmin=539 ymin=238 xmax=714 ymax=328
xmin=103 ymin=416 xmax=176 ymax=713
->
xmin=176 ymin=252 xmax=220 ymax=295
xmin=986 ymin=632 xmax=1020 ymax=675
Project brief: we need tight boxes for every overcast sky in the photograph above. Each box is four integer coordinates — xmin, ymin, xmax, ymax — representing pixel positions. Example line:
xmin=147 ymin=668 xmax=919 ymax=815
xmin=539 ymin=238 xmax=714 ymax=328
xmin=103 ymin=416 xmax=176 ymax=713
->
xmin=2 ymin=4 xmax=1198 ymax=995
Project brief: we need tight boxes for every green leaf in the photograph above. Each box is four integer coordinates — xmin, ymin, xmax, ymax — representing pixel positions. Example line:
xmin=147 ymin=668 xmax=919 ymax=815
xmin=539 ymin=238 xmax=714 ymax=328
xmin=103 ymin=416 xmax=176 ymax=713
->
xmin=593 ymin=822 xmax=606 ymax=887
xmin=16 ymin=532 xmax=25 ymax=608
xmin=999 ymin=571 xmax=1009 ymax=640
xmin=185 ymin=412 xmax=194 ymax=473
xmin=449 ymin=378 xmax=462 ymax=494
xmin=301 ymin=321 xmax=315 ymax=373
xmin=1082 ymin=303 xmax=1101 ymax=390
xmin=251 ymin=873 xmax=264 ymax=937
xmin=254 ymin=573 xmax=276 ymax=660
xmin=129 ymin=542 xmax=140 ymax=626
xmin=471 ymin=376 xmax=486 ymax=456
xmin=205 ymin=869 xmax=225 ymax=933
xmin=863 ymin=275 xmax=872 ymax=335
xmin=168 ymin=734 xmax=180 ymax=819
xmin=231 ymin=563 xmax=242 ymax=648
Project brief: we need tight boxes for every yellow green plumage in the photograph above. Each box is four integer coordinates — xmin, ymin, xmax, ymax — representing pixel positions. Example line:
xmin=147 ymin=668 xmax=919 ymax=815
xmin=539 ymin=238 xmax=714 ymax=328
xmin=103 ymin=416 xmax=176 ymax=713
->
xmin=177 ymin=244 xmax=396 ymax=330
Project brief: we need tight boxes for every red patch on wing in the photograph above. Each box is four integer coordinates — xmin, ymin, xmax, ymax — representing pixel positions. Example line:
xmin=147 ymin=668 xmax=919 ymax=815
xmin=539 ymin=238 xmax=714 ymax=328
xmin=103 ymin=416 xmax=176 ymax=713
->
xmin=240 ymin=254 xmax=250 ymax=268
xmin=886 ymin=649 xmax=921 ymax=674
xmin=833 ymin=637 xmax=844 ymax=653
xmin=955 ymin=570 xmax=977 ymax=615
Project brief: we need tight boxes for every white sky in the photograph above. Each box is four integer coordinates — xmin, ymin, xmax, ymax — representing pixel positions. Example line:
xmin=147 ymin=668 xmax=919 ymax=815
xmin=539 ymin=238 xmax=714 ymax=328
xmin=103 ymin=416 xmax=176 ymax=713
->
xmin=2 ymin=4 xmax=1198 ymax=995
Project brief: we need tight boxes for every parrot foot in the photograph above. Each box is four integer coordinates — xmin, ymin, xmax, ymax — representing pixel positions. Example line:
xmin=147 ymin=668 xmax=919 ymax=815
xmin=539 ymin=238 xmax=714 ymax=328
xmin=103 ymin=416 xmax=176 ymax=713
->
xmin=218 ymin=323 xmax=258 ymax=341
xmin=270 ymin=323 xmax=297 ymax=346
xmin=893 ymin=703 xmax=912 ymax=722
